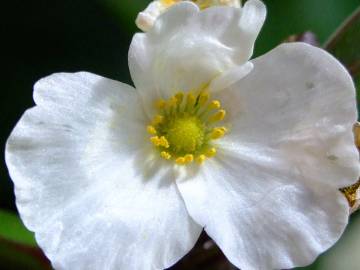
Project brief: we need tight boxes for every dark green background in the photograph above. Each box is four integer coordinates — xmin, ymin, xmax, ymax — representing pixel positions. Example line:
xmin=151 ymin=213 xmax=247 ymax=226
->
xmin=1 ymin=0 xmax=360 ymax=269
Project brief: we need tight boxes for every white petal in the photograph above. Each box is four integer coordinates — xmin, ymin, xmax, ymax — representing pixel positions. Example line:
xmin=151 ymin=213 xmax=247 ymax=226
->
xmin=129 ymin=0 xmax=266 ymax=116
xmin=6 ymin=72 xmax=201 ymax=270
xmin=218 ymin=42 xmax=359 ymax=188
xmin=209 ymin=61 xmax=254 ymax=92
xmin=135 ymin=0 xmax=243 ymax=32
xmin=176 ymin=150 xmax=350 ymax=270
xmin=135 ymin=1 xmax=165 ymax=32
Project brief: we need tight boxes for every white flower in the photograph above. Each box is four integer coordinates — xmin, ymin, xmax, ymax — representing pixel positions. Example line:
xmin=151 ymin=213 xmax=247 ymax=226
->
xmin=136 ymin=0 xmax=241 ymax=31
xmin=5 ymin=1 xmax=360 ymax=270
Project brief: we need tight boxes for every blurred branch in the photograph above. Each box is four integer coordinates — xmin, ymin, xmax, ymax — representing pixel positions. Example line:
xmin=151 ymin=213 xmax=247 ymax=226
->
xmin=324 ymin=6 xmax=360 ymax=110
xmin=170 ymin=232 xmax=236 ymax=270
xmin=0 ymin=237 xmax=51 ymax=270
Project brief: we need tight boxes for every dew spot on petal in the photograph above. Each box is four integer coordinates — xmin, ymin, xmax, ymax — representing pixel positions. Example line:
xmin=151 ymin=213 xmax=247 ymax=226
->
xmin=306 ymin=82 xmax=315 ymax=90
xmin=327 ymin=154 xmax=338 ymax=161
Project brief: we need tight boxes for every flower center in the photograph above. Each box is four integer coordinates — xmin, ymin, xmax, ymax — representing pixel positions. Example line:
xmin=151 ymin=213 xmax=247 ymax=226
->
xmin=166 ymin=116 xmax=205 ymax=154
xmin=147 ymin=86 xmax=228 ymax=165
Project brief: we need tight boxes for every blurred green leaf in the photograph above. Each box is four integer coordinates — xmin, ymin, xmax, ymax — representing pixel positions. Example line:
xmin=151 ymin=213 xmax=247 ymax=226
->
xmin=324 ymin=7 xmax=360 ymax=114
xmin=0 ymin=210 xmax=36 ymax=247
xmin=255 ymin=0 xmax=360 ymax=57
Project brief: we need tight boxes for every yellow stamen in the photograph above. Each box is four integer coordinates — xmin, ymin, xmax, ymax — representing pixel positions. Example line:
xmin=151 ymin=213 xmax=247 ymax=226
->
xmin=184 ymin=154 xmax=194 ymax=164
xmin=152 ymin=115 xmax=164 ymax=125
xmin=219 ymin=126 xmax=228 ymax=133
xmin=193 ymin=0 xmax=212 ymax=9
xmin=209 ymin=100 xmax=221 ymax=110
xmin=150 ymin=136 xmax=169 ymax=148
xmin=175 ymin=92 xmax=184 ymax=105
xmin=147 ymin=125 xmax=157 ymax=135
xmin=210 ymin=127 xmax=226 ymax=139
xmin=176 ymin=157 xmax=186 ymax=165
xmin=198 ymin=92 xmax=209 ymax=106
xmin=155 ymin=100 xmax=166 ymax=110
xmin=161 ymin=0 xmax=181 ymax=7
xmin=160 ymin=151 xmax=172 ymax=160
xmin=159 ymin=136 xmax=170 ymax=148
xmin=205 ymin=148 xmax=217 ymax=157
xmin=149 ymin=89 xmax=227 ymax=165
xmin=196 ymin=155 xmax=206 ymax=164
xmin=186 ymin=92 xmax=196 ymax=110
xmin=150 ymin=136 xmax=161 ymax=146
xmin=168 ymin=96 xmax=178 ymax=107
xmin=209 ymin=109 xmax=226 ymax=122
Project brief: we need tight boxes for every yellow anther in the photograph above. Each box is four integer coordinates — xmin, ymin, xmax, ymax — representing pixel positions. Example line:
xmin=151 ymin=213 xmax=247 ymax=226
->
xmin=210 ymin=127 xmax=226 ymax=139
xmin=196 ymin=154 xmax=206 ymax=164
xmin=175 ymin=92 xmax=184 ymax=105
xmin=150 ymin=136 xmax=170 ymax=148
xmin=150 ymin=136 xmax=161 ymax=146
xmin=149 ymin=90 xmax=226 ymax=165
xmin=168 ymin=96 xmax=178 ymax=107
xmin=155 ymin=99 xmax=167 ymax=110
xmin=159 ymin=136 xmax=170 ymax=148
xmin=160 ymin=151 xmax=172 ymax=160
xmin=209 ymin=100 xmax=221 ymax=110
xmin=209 ymin=109 xmax=226 ymax=122
xmin=147 ymin=125 xmax=157 ymax=135
xmin=198 ymin=92 xmax=209 ymax=106
xmin=193 ymin=0 xmax=212 ymax=9
xmin=152 ymin=115 xmax=164 ymax=125
xmin=176 ymin=157 xmax=186 ymax=165
xmin=160 ymin=0 xmax=180 ymax=7
xmin=219 ymin=126 xmax=228 ymax=133
xmin=206 ymin=147 xmax=217 ymax=157
xmin=186 ymin=92 xmax=196 ymax=109
xmin=184 ymin=154 xmax=194 ymax=164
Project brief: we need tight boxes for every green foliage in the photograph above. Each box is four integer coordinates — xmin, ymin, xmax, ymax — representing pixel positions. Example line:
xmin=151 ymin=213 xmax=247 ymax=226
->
xmin=324 ymin=7 xmax=360 ymax=115
xmin=0 ymin=210 xmax=36 ymax=247
xmin=254 ymin=0 xmax=360 ymax=57
xmin=0 ymin=210 xmax=51 ymax=269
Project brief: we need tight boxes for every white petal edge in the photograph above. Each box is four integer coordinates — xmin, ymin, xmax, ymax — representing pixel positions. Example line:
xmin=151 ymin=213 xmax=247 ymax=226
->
xmin=135 ymin=1 xmax=165 ymax=32
xmin=6 ymin=72 xmax=202 ymax=270
xmin=176 ymin=151 xmax=350 ymax=270
xmin=319 ymin=214 xmax=360 ymax=270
